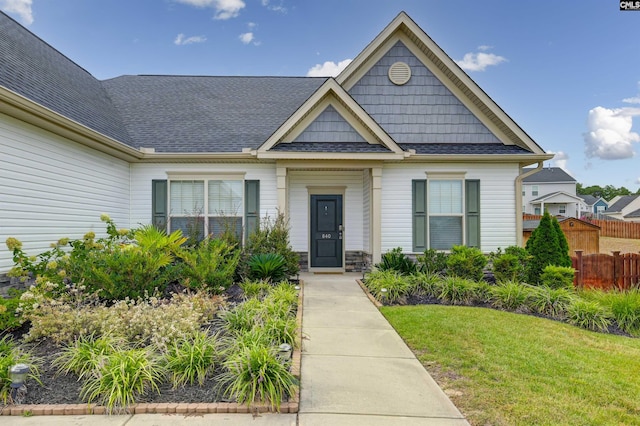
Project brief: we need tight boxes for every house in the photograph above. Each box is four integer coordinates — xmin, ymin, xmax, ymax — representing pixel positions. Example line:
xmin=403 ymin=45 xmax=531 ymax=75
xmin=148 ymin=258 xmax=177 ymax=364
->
xmin=577 ymin=194 xmax=608 ymax=219
xmin=0 ymin=11 xmax=552 ymax=276
xmin=523 ymin=217 xmax=600 ymax=255
xmin=521 ymin=167 xmax=581 ymax=217
xmin=602 ymin=195 xmax=640 ymax=222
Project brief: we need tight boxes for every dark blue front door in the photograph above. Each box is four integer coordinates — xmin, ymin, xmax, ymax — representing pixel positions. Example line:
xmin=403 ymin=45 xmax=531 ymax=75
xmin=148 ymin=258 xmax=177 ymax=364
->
xmin=310 ymin=194 xmax=343 ymax=268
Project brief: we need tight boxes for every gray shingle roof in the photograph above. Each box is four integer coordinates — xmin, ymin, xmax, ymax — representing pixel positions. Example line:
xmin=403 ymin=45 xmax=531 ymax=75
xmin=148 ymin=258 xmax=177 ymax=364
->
xmin=0 ymin=11 xmax=546 ymax=157
xmin=578 ymin=194 xmax=597 ymax=205
xmin=605 ymin=195 xmax=640 ymax=213
xmin=101 ymin=76 xmax=326 ymax=152
xmin=522 ymin=167 xmax=576 ymax=183
xmin=0 ymin=12 xmax=132 ymax=144
xmin=271 ymin=141 xmax=392 ymax=153
xmin=399 ymin=143 xmax=531 ymax=155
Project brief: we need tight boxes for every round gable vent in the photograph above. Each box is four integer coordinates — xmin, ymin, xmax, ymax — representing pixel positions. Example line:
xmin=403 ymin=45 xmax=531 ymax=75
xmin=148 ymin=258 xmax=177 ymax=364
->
xmin=388 ymin=61 xmax=411 ymax=85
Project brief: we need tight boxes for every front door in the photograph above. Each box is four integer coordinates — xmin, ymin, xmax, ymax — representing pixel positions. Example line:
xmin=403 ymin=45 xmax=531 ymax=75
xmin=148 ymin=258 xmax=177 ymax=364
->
xmin=310 ymin=194 xmax=343 ymax=268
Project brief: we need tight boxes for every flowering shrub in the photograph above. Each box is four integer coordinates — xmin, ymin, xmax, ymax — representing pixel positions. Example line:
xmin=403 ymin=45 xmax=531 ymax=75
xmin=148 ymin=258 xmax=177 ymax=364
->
xmin=24 ymin=292 xmax=225 ymax=348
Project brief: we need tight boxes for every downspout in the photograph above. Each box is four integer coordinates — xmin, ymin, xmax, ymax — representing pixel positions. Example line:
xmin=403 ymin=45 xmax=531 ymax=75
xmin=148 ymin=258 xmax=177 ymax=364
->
xmin=515 ymin=161 xmax=543 ymax=246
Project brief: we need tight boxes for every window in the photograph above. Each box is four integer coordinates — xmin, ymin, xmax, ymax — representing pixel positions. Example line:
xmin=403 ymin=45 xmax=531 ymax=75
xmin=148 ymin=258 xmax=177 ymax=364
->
xmin=412 ymin=178 xmax=480 ymax=251
xmin=559 ymin=204 xmax=566 ymax=214
xmin=532 ymin=185 xmax=539 ymax=196
xmin=429 ymin=180 xmax=463 ymax=250
xmin=151 ymin=178 xmax=259 ymax=242
xmin=596 ymin=205 xmax=605 ymax=213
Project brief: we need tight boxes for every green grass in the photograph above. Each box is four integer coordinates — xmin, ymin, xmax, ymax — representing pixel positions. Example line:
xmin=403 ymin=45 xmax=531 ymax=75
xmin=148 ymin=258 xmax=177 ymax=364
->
xmin=381 ymin=304 xmax=640 ymax=425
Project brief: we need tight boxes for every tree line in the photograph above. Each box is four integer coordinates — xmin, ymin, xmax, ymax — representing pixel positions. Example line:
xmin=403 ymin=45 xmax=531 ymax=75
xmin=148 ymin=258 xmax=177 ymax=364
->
xmin=577 ymin=183 xmax=640 ymax=200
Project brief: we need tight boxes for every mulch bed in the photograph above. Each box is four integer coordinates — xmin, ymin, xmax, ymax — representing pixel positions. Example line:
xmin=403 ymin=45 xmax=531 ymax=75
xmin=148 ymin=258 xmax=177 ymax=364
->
xmin=2 ymin=283 xmax=296 ymax=407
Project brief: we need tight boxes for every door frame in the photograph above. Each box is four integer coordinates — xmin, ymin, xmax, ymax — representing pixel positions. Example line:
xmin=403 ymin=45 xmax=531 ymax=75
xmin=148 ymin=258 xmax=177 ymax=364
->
xmin=307 ymin=186 xmax=346 ymax=272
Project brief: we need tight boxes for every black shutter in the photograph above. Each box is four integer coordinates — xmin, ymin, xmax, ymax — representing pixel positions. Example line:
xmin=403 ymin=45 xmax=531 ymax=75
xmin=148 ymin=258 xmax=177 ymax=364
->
xmin=244 ymin=180 xmax=260 ymax=241
xmin=412 ymin=180 xmax=427 ymax=252
xmin=152 ymin=180 xmax=167 ymax=231
xmin=465 ymin=179 xmax=480 ymax=248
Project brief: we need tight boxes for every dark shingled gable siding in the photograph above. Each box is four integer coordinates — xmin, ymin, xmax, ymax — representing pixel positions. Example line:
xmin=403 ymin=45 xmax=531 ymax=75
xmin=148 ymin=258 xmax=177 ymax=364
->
xmin=293 ymin=105 xmax=367 ymax=143
xmin=348 ymin=41 xmax=500 ymax=145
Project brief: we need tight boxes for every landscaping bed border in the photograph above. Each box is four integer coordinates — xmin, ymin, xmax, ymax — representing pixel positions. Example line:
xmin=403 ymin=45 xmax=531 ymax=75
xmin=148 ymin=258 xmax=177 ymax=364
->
xmin=0 ymin=281 xmax=304 ymax=417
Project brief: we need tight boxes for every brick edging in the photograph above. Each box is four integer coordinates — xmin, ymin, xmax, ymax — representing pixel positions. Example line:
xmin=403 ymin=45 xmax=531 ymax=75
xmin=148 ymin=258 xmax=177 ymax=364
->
xmin=1 ymin=283 xmax=305 ymax=417
xmin=356 ymin=278 xmax=382 ymax=308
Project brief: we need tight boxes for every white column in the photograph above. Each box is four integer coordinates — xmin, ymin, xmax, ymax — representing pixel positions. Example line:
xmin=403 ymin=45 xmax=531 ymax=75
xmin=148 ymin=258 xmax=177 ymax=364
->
xmin=277 ymin=166 xmax=287 ymax=218
xmin=371 ymin=167 xmax=382 ymax=265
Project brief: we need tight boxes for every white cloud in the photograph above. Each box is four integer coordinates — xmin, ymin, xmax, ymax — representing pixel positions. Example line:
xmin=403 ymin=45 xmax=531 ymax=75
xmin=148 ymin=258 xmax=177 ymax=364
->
xmin=583 ymin=106 xmax=640 ymax=160
xmin=0 ymin=0 xmax=33 ymax=25
xmin=174 ymin=33 xmax=207 ymax=45
xmin=261 ymin=0 xmax=287 ymax=13
xmin=239 ymin=32 xmax=254 ymax=44
xmin=306 ymin=59 xmax=352 ymax=77
xmin=547 ymin=150 xmax=572 ymax=175
xmin=175 ymin=0 xmax=245 ymax=19
xmin=456 ymin=51 xmax=507 ymax=72
xmin=477 ymin=45 xmax=492 ymax=51
xmin=623 ymin=82 xmax=640 ymax=104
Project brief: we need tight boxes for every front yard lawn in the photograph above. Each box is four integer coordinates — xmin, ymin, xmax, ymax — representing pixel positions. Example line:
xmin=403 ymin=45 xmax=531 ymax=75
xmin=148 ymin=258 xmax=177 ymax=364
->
xmin=382 ymin=305 xmax=640 ymax=426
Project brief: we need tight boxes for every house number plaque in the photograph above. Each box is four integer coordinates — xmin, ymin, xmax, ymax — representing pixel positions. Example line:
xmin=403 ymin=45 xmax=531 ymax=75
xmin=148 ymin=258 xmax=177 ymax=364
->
xmin=321 ymin=233 xmax=332 ymax=239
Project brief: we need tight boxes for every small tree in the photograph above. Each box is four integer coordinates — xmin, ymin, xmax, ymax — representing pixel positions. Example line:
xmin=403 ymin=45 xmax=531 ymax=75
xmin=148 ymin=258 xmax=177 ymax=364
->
xmin=551 ymin=217 xmax=572 ymax=267
xmin=525 ymin=211 xmax=569 ymax=284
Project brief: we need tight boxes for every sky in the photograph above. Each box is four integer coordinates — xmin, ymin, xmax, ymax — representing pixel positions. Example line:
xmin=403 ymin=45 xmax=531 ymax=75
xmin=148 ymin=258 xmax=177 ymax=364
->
xmin=1 ymin=0 xmax=640 ymax=191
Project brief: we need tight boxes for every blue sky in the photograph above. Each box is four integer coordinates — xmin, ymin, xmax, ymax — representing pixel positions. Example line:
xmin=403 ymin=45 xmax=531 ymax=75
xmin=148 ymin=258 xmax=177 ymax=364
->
xmin=2 ymin=0 xmax=640 ymax=191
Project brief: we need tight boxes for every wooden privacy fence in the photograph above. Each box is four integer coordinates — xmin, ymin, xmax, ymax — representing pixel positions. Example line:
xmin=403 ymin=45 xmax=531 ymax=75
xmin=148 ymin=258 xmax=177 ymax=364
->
xmin=572 ymin=250 xmax=640 ymax=290
xmin=523 ymin=214 xmax=640 ymax=239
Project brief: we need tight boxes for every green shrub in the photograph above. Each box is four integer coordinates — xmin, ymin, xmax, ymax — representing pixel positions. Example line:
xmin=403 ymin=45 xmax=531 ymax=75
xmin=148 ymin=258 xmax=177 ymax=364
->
xmin=241 ymin=213 xmax=299 ymax=279
xmin=566 ymin=299 xmax=611 ymax=332
xmin=261 ymin=316 xmax=298 ymax=348
xmin=416 ymin=249 xmax=448 ymax=276
xmin=219 ymin=345 xmax=298 ymax=411
xmin=238 ymin=279 xmax=271 ymax=300
xmin=375 ymin=247 xmax=417 ymax=275
xmin=81 ymin=347 xmax=164 ymax=413
xmin=407 ymin=272 xmax=441 ymax=298
xmin=491 ymin=246 xmax=530 ymax=283
xmin=364 ymin=269 xmax=412 ymax=304
xmin=540 ymin=265 xmax=575 ymax=289
xmin=248 ymin=253 xmax=287 ymax=283
xmin=179 ymin=238 xmax=240 ymax=293
xmin=528 ymin=286 xmax=574 ymax=319
xmin=596 ymin=289 xmax=640 ymax=336
xmin=0 ymin=291 xmax=24 ymax=331
xmin=488 ymin=281 xmax=533 ymax=311
xmin=446 ymin=245 xmax=487 ymax=281
xmin=0 ymin=336 xmax=41 ymax=404
xmin=54 ymin=334 xmax=119 ymax=380
xmin=219 ymin=298 xmax=264 ymax=335
xmin=264 ymin=282 xmax=299 ymax=311
xmin=525 ymin=211 xmax=571 ymax=284
xmin=438 ymin=276 xmax=481 ymax=305
xmin=163 ymin=330 xmax=219 ymax=387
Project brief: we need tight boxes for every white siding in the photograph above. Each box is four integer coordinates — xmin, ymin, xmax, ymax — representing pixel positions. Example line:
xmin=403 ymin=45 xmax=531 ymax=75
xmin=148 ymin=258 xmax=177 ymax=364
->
xmin=362 ymin=169 xmax=371 ymax=252
xmin=0 ymin=113 xmax=130 ymax=274
xmin=381 ymin=162 xmax=520 ymax=254
xmin=288 ymin=170 xmax=364 ymax=252
xmin=129 ymin=163 xmax=278 ymax=228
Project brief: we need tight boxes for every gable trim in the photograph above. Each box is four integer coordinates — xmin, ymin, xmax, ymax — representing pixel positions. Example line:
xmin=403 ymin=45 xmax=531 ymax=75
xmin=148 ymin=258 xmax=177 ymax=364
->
xmin=257 ymin=79 xmax=404 ymax=156
xmin=336 ymin=11 xmax=547 ymax=155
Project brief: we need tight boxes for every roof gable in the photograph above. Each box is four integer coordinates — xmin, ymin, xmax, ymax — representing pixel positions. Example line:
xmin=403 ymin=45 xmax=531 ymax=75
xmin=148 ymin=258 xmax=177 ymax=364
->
xmin=336 ymin=12 xmax=547 ymax=155
xmin=258 ymin=78 xmax=404 ymax=157
xmin=522 ymin=167 xmax=576 ymax=183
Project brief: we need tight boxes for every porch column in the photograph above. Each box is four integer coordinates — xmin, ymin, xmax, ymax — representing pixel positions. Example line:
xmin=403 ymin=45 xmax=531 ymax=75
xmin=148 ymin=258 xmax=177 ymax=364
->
xmin=371 ymin=167 xmax=382 ymax=265
xmin=276 ymin=166 xmax=287 ymax=218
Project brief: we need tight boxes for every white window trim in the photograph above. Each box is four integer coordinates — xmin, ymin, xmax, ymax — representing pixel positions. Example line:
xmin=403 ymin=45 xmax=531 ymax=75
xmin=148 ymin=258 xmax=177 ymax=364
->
xmin=425 ymin=172 xmax=466 ymax=250
xmin=167 ymin=173 xmax=246 ymax=238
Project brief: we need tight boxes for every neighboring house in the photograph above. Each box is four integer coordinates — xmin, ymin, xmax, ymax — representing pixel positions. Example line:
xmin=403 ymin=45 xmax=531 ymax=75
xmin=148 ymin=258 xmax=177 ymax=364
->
xmin=0 ymin=11 xmax=552 ymax=276
xmin=522 ymin=167 xmax=581 ymax=217
xmin=602 ymin=195 xmax=640 ymax=222
xmin=577 ymin=194 xmax=608 ymax=218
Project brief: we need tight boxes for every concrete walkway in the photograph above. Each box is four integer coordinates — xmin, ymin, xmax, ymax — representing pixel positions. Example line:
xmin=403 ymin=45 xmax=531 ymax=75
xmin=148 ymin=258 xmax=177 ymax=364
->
xmin=3 ymin=273 xmax=468 ymax=425
xmin=298 ymin=272 xmax=469 ymax=425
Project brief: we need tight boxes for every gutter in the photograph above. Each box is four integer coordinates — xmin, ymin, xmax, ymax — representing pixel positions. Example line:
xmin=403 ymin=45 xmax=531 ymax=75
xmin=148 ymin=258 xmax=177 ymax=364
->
xmin=515 ymin=161 xmax=544 ymax=246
